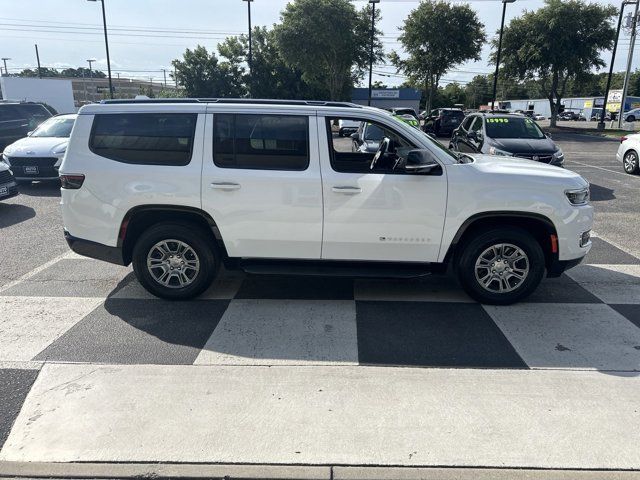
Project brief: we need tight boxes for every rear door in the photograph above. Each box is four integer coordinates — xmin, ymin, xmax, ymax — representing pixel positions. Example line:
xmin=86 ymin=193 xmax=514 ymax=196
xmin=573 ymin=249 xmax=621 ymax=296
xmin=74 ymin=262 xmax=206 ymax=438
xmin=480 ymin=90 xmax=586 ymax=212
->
xmin=201 ymin=109 xmax=323 ymax=259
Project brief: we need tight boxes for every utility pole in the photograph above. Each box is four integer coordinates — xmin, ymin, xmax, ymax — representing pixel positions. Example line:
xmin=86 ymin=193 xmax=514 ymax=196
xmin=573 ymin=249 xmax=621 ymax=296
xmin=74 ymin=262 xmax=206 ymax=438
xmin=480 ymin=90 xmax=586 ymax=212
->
xmin=35 ymin=44 xmax=42 ymax=78
xmin=87 ymin=0 xmax=114 ymax=98
xmin=162 ymin=68 xmax=167 ymax=87
xmin=619 ymin=0 xmax=640 ymax=128
xmin=492 ymin=0 xmax=516 ymax=111
xmin=1 ymin=58 xmax=10 ymax=76
xmin=242 ymin=0 xmax=253 ymax=97
xmin=174 ymin=66 xmax=178 ymax=88
xmin=367 ymin=0 xmax=380 ymax=107
xmin=601 ymin=1 xmax=633 ymax=130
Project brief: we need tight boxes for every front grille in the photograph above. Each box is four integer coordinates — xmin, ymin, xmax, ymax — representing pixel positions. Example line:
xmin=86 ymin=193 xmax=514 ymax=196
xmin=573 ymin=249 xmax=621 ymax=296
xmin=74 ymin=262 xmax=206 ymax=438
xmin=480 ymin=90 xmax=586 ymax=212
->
xmin=515 ymin=153 xmax=554 ymax=163
xmin=0 ymin=169 xmax=14 ymax=184
xmin=7 ymin=156 xmax=58 ymax=177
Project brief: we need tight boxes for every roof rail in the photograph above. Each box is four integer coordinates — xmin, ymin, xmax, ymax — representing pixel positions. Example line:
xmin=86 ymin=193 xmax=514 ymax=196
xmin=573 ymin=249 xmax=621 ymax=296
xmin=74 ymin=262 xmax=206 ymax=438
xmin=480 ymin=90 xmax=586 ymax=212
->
xmin=100 ymin=98 xmax=363 ymax=108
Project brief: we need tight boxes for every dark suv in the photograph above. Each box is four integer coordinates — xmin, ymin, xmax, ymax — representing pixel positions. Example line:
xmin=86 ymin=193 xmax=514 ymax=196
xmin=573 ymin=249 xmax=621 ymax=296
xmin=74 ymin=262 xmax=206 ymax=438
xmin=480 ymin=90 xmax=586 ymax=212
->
xmin=449 ymin=113 xmax=564 ymax=167
xmin=0 ymin=102 xmax=55 ymax=152
xmin=422 ymin=108 xmax=465 ymax=137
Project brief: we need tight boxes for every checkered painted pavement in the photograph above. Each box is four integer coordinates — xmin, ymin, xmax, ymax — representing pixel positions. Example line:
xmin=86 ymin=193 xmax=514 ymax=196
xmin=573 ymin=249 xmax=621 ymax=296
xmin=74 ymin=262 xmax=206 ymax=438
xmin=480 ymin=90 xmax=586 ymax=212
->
xmin=0 ymin=235 xmax=639 ymax=467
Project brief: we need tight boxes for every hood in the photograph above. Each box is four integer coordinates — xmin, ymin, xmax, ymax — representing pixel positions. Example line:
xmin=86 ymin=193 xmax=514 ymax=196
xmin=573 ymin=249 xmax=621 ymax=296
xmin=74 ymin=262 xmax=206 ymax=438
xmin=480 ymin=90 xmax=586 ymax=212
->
xmin=467 ymin=154 xmax=587 ymax=188
xmin=488 ymin=137 xmax=557 ymax=154
xmin=3 ymin=136 xmax=69 ymax=157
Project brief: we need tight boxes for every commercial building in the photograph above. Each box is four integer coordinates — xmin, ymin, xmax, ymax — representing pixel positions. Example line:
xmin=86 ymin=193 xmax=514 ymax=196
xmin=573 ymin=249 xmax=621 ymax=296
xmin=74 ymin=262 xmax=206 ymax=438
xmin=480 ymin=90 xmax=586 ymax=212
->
xmin=351 ymin=88 xmax=421 ymax=114
xmin=495 ymin=91 xmax=640 ymax=119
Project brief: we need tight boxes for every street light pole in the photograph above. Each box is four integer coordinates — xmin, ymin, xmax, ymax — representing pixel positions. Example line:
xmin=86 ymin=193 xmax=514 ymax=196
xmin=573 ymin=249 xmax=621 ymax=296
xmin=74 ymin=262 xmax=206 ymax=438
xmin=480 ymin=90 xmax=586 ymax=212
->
xmin=491 ymin=0 xmax=516 ymax=111
xmin=619 ymin=0 xmax=640 ymax=128
xmin=1 ymin=58 xmax=10 ymax=76
xmin=600 ymin=1 xmax=634 ymax=130
xmin=367 ymin=0 xmax=380 ymax=107
xmin=242 ymin=0 xmax=254 ymax=98
xmin=88 ymin=0 xmax=114 ymax=99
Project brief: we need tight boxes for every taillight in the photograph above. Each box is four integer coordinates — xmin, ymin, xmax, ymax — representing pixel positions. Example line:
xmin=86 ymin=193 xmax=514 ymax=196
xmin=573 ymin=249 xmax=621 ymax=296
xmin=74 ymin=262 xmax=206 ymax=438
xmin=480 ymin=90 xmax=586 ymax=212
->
xmin=621 ymin=136 xmax=628 ymax=143
xmin=60 ymin=174 xmax=85 ymax=189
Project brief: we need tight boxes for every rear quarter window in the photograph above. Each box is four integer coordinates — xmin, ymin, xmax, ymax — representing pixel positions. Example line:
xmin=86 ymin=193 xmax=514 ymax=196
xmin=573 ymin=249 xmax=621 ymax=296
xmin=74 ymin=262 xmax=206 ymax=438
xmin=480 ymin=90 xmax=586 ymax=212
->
xmin=89 ymin=113 xmax=197 ymax=166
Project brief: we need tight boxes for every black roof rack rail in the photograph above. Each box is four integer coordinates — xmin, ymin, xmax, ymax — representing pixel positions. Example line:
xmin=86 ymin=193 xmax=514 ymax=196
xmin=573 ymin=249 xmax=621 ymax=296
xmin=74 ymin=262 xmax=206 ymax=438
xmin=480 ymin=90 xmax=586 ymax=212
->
xmin=100 ymin=98 xmax=363 ymax=108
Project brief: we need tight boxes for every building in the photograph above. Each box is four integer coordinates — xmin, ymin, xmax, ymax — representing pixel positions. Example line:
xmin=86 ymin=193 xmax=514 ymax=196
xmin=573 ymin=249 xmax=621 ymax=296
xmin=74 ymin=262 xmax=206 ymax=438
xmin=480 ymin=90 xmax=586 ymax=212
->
xmin=351 ymin=88 xmax=422 ymax=114
xmin=72 ymin=77 xmax=179 ymax=107
xmin=495 ymin=94 xmax=640 ymax=119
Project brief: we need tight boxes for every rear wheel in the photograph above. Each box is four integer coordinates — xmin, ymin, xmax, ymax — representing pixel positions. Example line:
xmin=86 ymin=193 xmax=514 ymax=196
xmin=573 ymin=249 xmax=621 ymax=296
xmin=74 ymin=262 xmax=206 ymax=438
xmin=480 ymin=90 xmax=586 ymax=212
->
xmin=132 ymin=222 xmax=218 ymax=300
xmin=623 ymin=150 xmax=640 ymax=174
xmin=627 ymin=115 xmax=636 ymax=122
xmin=456 ymin=228 xmax=545 ymax=305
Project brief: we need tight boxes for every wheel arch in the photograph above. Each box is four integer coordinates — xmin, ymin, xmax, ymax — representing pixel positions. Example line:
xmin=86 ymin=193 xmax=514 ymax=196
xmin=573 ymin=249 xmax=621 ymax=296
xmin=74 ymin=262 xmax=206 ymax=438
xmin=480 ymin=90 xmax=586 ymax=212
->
xmin=443 ymin=211 xmax=559 ymax=270
xmin=118 ymin=205 xmax=228 ymax=265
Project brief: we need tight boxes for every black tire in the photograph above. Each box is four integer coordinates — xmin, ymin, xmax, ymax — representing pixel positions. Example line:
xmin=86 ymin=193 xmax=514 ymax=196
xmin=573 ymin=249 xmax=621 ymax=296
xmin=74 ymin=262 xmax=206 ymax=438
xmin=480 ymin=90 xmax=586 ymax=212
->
xmin=623 ymin=150 xmax=640 ymax=174
xmin=627 ymin=115 xmax=636 ymax=122
xmin=456 ymin=227 xmax=545 ymax=305
xmin=132 ymin=222 xmax=219 ymax=300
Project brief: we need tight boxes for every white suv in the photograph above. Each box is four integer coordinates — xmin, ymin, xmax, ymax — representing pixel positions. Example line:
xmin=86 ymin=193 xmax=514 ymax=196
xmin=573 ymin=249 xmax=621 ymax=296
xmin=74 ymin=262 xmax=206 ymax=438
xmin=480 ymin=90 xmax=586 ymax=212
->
xmin=60 ymin=99 xmax=593 ymax=304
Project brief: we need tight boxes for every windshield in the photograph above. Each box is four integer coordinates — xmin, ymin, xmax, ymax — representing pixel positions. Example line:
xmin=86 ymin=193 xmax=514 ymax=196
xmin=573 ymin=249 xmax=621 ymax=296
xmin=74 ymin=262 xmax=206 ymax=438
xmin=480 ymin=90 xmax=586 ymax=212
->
xmin=485 ymin=117 xmax=545 ymax=139
xmin=31 ymin=117 xmax=75 ymax=138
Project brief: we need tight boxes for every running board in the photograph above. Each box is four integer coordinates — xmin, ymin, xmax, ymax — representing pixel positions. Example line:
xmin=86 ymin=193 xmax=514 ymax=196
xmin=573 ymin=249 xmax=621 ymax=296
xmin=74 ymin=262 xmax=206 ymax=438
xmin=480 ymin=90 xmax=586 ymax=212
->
xmin=238 ymin=259 xmax=442 ymax=278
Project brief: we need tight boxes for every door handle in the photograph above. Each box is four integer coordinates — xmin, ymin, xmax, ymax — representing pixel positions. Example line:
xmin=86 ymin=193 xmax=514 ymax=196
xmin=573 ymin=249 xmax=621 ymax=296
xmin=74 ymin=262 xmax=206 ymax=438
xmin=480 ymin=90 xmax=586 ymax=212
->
xmin=210 ymin=182 xmax=241 ymax=191
xmin=332 ymin=186 xmax=361 ymax=195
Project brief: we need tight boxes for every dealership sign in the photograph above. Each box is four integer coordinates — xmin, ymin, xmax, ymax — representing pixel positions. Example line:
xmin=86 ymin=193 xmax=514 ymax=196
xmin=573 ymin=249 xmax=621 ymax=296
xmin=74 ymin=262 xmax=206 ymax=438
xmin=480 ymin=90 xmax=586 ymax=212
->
xmin=372 ymin=90 xmax=400 ymax=99
xmin=608 ymin=89 xmax=623 ymax=102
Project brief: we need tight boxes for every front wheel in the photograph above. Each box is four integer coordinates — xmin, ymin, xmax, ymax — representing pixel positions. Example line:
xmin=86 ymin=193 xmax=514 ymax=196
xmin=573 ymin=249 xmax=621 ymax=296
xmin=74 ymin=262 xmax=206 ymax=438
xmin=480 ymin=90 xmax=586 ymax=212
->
xmin=623 ymin=150 xmax=640 ymax=174
xmin=456 ymin=228 xmax=545 ymax=305
xmin=627 ymin=115 xmax=636 ymax=122
xmin=132 ymin=222 xmax=219 ymax=300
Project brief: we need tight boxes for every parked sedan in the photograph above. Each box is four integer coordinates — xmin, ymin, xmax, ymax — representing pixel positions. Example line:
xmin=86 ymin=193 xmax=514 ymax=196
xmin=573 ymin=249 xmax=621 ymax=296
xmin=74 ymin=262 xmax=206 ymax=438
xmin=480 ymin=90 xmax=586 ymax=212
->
xmin=616 ymin=133 xmax=640 ymax=174
xmin=623 ymin=108 xmax=640 ymax=122
xmin=449 ymin=113 xmax=564 ymax=167
xmin=1 ymin=114 xmax=77 ymax=183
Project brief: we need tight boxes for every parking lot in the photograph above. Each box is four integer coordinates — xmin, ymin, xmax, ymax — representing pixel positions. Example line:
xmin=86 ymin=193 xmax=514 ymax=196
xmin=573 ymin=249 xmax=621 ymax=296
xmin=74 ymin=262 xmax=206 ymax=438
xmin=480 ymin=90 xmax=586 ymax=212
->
xmin=1 ymin=131 xmax=639 ymax=476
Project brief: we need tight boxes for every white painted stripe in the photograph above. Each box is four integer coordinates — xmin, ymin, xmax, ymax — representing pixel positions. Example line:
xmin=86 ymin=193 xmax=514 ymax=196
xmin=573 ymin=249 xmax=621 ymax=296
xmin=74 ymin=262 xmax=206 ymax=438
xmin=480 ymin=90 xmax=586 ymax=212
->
xmin=0 ymin=361 xmax=44 ymax=370
xmin=591 ymin=230 xmax=640 ymax=261
xmin=0 ymin=251 xmax=73 ymax=294
xmin=2 ymin=363 xmax=639 ymax=469
xmin=0 ymin=296 xmax=104 ymax=361
xmin=565 ymin=159 xmax=640 ymax=177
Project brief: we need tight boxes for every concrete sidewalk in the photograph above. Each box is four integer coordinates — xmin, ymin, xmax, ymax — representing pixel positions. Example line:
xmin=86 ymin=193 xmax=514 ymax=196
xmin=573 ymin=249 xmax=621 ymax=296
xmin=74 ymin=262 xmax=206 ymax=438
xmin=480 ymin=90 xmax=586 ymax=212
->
xmin=1 ymin=363 xmax=638 ymax=469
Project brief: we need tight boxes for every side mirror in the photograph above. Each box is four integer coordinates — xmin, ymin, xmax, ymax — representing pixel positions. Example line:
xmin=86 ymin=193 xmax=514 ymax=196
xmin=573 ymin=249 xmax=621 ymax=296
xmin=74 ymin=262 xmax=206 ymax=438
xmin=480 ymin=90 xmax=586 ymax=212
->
xmin=546 ymin=133 xmax=552 ymax=139
xmin=27 ymin=131 xmax=33 ymax=136
xmin=467 ymin=130 xmax=477 ymax=140
xmin=350 ymin=132 xmax=359 ymax=141
xmin=405 ymin=150 xmax=441 ymax=174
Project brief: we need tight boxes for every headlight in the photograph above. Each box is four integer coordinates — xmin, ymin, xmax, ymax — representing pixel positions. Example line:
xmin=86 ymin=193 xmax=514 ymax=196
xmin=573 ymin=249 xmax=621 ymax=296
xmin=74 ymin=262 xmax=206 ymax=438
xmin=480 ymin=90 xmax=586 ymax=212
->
xmin=553 ymin=149 xmax=564 ymax=161
xmin=565 ymin=186 xmax=590 ymax=205
xmin=1 ymin=154 xmax=10 ymax=167
xmin=488 ymin=146 xmax=513 ymax=156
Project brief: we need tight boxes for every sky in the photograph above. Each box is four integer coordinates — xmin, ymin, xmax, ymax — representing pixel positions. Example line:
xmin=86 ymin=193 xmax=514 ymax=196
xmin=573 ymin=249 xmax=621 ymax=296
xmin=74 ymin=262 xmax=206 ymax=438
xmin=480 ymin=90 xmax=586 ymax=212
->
xmin=0 ymin=0 xmax=635 ymax=88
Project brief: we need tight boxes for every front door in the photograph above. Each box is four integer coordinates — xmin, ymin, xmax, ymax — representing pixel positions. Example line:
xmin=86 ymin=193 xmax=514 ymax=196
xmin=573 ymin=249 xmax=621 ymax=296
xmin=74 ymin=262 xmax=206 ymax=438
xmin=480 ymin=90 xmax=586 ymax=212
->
xmin=201 ymin=111 xmax=323 ymax=259
xmin=318 ymin=115 xmax=447 ymax=263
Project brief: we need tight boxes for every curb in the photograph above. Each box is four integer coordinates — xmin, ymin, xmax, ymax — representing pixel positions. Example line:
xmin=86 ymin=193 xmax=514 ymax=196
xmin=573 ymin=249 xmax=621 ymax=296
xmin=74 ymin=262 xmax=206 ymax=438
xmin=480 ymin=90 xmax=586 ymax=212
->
xmin=1 ymin=462 xmax=640 ymax=480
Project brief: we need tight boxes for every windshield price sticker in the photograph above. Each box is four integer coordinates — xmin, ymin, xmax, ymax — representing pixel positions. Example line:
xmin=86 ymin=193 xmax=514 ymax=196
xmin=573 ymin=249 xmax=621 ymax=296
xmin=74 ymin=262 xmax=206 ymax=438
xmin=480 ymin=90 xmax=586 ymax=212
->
xmin=487 ymin=118 xmax=509 ymax=123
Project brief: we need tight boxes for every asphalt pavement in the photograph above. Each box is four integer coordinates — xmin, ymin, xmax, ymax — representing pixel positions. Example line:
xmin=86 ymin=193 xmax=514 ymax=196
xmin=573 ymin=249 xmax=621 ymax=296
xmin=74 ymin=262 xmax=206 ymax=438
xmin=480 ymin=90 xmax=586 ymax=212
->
xmin=1 ymin=132 xmax=639 ymax=477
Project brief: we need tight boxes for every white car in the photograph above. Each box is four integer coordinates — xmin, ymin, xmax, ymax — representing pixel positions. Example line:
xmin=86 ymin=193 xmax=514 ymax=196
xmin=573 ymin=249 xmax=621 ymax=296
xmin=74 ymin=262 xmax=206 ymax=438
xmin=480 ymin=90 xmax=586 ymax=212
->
xmin=623 ymin=108 xmax=640 ymax=122
xmin=533 ymin=114 xmax=546 ymax=121
xmin=60 ymin=99 xmax=592 ymax=305
xmin=1 ymin=114 xmax=77 ymax=183
xmin=616 ymin=133 xmax=640 ymax=174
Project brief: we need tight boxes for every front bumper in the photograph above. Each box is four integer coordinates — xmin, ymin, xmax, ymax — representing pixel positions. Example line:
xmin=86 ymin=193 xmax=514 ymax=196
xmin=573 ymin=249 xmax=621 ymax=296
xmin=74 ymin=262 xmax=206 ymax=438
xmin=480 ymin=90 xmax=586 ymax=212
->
xmin=64 ymin=230 xmax=127 ymax=266
xmin=0 ymin=180 xmax=19 ymax=200
xmin=547 ymin=256 xmax=585 ymax=278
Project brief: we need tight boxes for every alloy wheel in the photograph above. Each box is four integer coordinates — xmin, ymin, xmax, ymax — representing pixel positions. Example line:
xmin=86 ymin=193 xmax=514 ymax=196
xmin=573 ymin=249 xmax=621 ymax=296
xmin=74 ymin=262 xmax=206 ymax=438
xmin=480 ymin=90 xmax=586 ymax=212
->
xmin=146 ymin=239 xmax=200 ymax=289
xmin=474 ymin=243 xmax=530 ymax=294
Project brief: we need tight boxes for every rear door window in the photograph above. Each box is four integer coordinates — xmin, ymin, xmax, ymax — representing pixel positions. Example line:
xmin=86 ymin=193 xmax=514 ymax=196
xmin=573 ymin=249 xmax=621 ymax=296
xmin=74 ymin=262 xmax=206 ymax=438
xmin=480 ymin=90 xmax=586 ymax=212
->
xmin=213 ymin=114 xmax=309 ymax=170
xmin=90 ymin=113 xmax=197 ymax=166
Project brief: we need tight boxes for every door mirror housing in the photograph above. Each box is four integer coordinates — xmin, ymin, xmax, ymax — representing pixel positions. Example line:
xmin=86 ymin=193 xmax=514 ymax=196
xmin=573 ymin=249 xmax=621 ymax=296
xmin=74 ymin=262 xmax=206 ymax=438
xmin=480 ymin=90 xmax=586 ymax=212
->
xmin=405 ymin=150 xmax=441 ymax=174
xmin=350 ymin=132 xmax=360 ymax=142
xmin=467 ymin=130 xmax=477 ymax=140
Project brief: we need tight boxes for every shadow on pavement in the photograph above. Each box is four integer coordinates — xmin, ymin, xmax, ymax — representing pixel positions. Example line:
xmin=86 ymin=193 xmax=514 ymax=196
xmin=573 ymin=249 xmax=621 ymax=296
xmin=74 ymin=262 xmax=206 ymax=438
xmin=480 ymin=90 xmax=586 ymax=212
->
xmin=589 ymin=183 xmax=616 ymax=201
xmin=16 ymin=181 xmax=60 ymax=198
xmin=0 ymin=203 xmax=36 ymax=228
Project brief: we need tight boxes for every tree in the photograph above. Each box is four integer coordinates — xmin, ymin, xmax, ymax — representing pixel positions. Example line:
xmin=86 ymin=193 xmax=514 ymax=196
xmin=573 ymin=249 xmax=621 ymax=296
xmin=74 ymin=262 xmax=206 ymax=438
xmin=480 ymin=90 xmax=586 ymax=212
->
xmin=275 ymin=0 xmax=384 ymax=100
xmin=497 ymin=0 xmax=617 ymax=126
xmin=390 ymin=1 xmax=485 ymax=112
xmin=172 ymin=45 xmax=245 ymax=98
xmin=217 ymin=26 xmax=329 ymax=99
